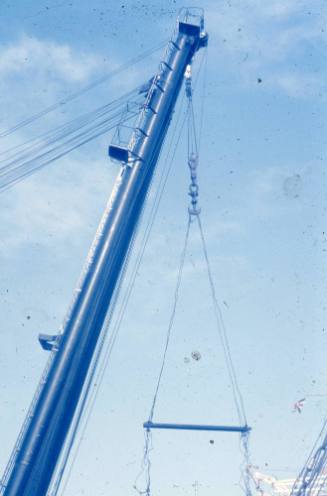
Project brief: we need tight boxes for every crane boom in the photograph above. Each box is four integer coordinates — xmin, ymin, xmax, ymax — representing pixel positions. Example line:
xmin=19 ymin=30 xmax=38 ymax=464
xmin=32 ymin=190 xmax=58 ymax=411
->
xmin=1 ymin=9 xmax=207 ymax=496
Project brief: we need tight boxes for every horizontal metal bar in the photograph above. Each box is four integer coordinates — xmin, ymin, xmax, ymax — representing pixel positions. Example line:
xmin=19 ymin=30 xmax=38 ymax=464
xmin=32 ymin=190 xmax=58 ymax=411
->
xmin=143 ymin=421 xmax=251 ymax=433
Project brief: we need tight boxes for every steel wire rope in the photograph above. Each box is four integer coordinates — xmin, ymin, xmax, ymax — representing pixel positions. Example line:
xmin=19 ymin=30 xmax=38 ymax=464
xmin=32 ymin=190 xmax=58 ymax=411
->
xmin=185 ymin=65 xmax=248 ymax=426
xmin=0 ymin=115 xmax=121 ymax=191
xmin=190 ymin=99 xmax=253 ymax=492
xmin=186 ymin=49 xmax=249 ymax=427
xmin=0 ymin=110 xmax=121 ymax=177
xmin=131 ymin=58 xmax=207 ymax=495
xmin=190 ymin=62 xmax=251 ymax=495
xmin=191 ymin=137 xmax=253 ymax=496
xmin=56 ymin=88 xmax=190 ymax=496
xmin=133 ymin=51 xmax=229 ymax=496
xmin=201 ymin=52 xmax=254 ymax=496
xmin=196 ymin=215 xmax=247 ymax=424
xmin=191 ymin=73 xmax=252 ymax=486
xmin=48 ymin=141 xmax=166 ymax=494
xmin=58 ymin=95 xmax=189 ymax=496
xmin=149 ymin=216 xmax=191 ymax=424
xmin=189 ymin=59 xmax=253 ymax=494
xmin=0 ymin=86 xmax=141 ymax=163
xmin=0 ymin=104 xmax=142 ymax=192
xmin=47 ymin=120 xmax=167 ymax=492
xmin=103 ymin=51 xmax=206 ymax=393
xmin=48 ymin=218 xmax=140 ymax=496
xmin=51 ymin=75 xmax=190 ymax=496
xmin=49 ymin=52 xmax=204 ymax=496
xmin=134 ymin=215 xmax=192 ymax=496
xmin=0 ymin=346 xmax=59 ymax=493
xmin=0 ymin=35 xmax=200 ymax=496
xmin=197 ymin=46 xmax=208 ymax=154
xmin=0 ymin=91 xmax=144 ymax=192
xmin=0 ymin=42 xmax=167 ymax=138
xmin=0 ymin=92 xmax=145 ymax=494
xmin=238 ymin=433 xmax=254 ymax=496
xmin=192 ymin=92 xmax=252 ymax=496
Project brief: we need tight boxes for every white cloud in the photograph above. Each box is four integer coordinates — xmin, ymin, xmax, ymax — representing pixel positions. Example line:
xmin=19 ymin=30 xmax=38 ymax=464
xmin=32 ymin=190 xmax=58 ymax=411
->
xmin=0 ymin=35 xmax=111 ymax=131
xmin=0 ymin=33 xmax=152 ymax=260
xmin=243 ymin=0 xmax=303 ymax=19
xmin=269 ymin=71 xmax=324 ymax=98
xmin=205 ymin=0 xmax=325 ymax=97
xmin=207 ymin=1 xmax=324 ymax=59
xmin=0 ymin=35 xmax=100 ymax=83
xmin=0 ymin=155 xmax=115 ymax=257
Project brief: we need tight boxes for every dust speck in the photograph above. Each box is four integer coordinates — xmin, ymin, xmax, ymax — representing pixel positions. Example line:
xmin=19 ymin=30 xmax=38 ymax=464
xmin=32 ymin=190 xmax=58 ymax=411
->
xmin=283 ymin=174 xmax=302 ymax=199
xmin=191 ymin=351 xmax=201 ymax=361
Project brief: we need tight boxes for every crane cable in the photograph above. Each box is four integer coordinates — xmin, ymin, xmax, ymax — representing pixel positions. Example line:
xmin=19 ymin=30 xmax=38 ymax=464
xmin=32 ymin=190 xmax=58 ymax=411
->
xmin=2 ymin=43 xmax=205 ymax=496
xmin=51 ymin=50 xmax=207 ymax=496
xmin=47 ymin=52 xmax=203 ymax=496
xmin=0 ymin=86 xmax=140 ymax=163
xmin=0 ymin=84 xmax=153 ymax=496
xmin=0 ymin=86 xmax=146 ymax=192
xmin=135 ymin=57 xmax=253 ymax=496
xmin=0 ymin=41 xmax=167 ymax=139
xmin=134 ymin=213 xmax=191 ymax=496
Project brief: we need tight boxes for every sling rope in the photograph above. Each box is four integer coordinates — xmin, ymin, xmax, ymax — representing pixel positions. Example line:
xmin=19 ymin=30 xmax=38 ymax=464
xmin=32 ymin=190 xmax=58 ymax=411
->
xmin=49 ymin=50 xmax=207 ymax=496
xmin=47 ymin=55 xmax=198 ymax=495
xmin=134 ymin=57 xmax=253 ymax=496
xmin=134 ymin=214 xmax=192 ymax=496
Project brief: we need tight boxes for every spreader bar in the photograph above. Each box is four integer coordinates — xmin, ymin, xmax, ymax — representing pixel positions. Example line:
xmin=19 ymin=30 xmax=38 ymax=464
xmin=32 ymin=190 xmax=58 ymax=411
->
xmin=143 ymin=421 xmax=251 ymax=433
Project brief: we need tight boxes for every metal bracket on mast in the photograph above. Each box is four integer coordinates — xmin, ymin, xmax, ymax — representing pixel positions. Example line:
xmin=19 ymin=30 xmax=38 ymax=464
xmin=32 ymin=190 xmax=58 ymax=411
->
xmin=38 ymin=334 xmax=61 ymax=352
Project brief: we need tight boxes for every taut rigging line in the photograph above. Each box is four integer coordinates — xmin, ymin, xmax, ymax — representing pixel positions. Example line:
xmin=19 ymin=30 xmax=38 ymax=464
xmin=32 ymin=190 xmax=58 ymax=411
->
xmin=46 ymin=44 xmax=207 ymax=496
xmin=135 ymin=60 xmax=253 ymax=496
xmin=0 ymin=85 xmax=146 ymax=192
xmin=0 ymin=41 xmax=166 ymax=139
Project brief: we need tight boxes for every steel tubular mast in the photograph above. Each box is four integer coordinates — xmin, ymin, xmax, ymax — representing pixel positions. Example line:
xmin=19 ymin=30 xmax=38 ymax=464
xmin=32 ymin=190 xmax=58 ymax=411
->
xmin=1 ymin=10 xmax=208 ymax=496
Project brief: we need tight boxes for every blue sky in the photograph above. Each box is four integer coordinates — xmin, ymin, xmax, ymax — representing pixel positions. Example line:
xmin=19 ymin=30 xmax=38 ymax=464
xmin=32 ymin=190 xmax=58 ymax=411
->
xmin=0 ymin=1 xmax=326 ymax=495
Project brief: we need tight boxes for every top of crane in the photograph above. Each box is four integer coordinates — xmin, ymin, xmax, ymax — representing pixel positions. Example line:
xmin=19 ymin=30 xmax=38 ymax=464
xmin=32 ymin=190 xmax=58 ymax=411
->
xmin=108 ymin=7 xmax=208 ymax=164
xmin=178 ymin=7 xmax=208 ymax=45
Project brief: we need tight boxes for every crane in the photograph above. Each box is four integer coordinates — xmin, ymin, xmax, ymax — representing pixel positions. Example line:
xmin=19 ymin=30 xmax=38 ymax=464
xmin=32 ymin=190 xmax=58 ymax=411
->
xmin=0 ymin=8 xmax=208 ymax=496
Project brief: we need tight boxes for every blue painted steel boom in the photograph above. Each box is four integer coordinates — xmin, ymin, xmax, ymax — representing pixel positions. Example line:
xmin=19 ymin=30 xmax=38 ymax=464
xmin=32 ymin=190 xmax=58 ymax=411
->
xmin=1 ymin=10 xmax=207 ymax=496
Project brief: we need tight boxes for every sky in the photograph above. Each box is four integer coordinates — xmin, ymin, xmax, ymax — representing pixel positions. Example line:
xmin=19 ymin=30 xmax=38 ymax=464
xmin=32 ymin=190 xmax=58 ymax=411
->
xmin=0 ymin=1 xmax=326 ymax=495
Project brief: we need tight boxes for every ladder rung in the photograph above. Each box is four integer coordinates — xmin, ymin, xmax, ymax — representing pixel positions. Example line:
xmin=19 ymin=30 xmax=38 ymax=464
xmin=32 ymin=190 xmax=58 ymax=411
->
xmin=143 ymin=421 xmax=251 ymax=433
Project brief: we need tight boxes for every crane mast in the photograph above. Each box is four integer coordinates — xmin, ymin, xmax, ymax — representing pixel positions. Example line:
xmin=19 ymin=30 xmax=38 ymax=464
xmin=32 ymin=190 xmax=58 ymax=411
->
xmin=1 ymin=9 xmax=207 ymax=496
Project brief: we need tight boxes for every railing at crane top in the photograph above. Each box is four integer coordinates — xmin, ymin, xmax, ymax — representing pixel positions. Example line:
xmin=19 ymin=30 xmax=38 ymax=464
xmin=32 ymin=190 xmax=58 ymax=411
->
xmin=179 ymin=6 xmax=205 ymax=28
xmin=109 ymin=8 xmax=207 ymax=166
